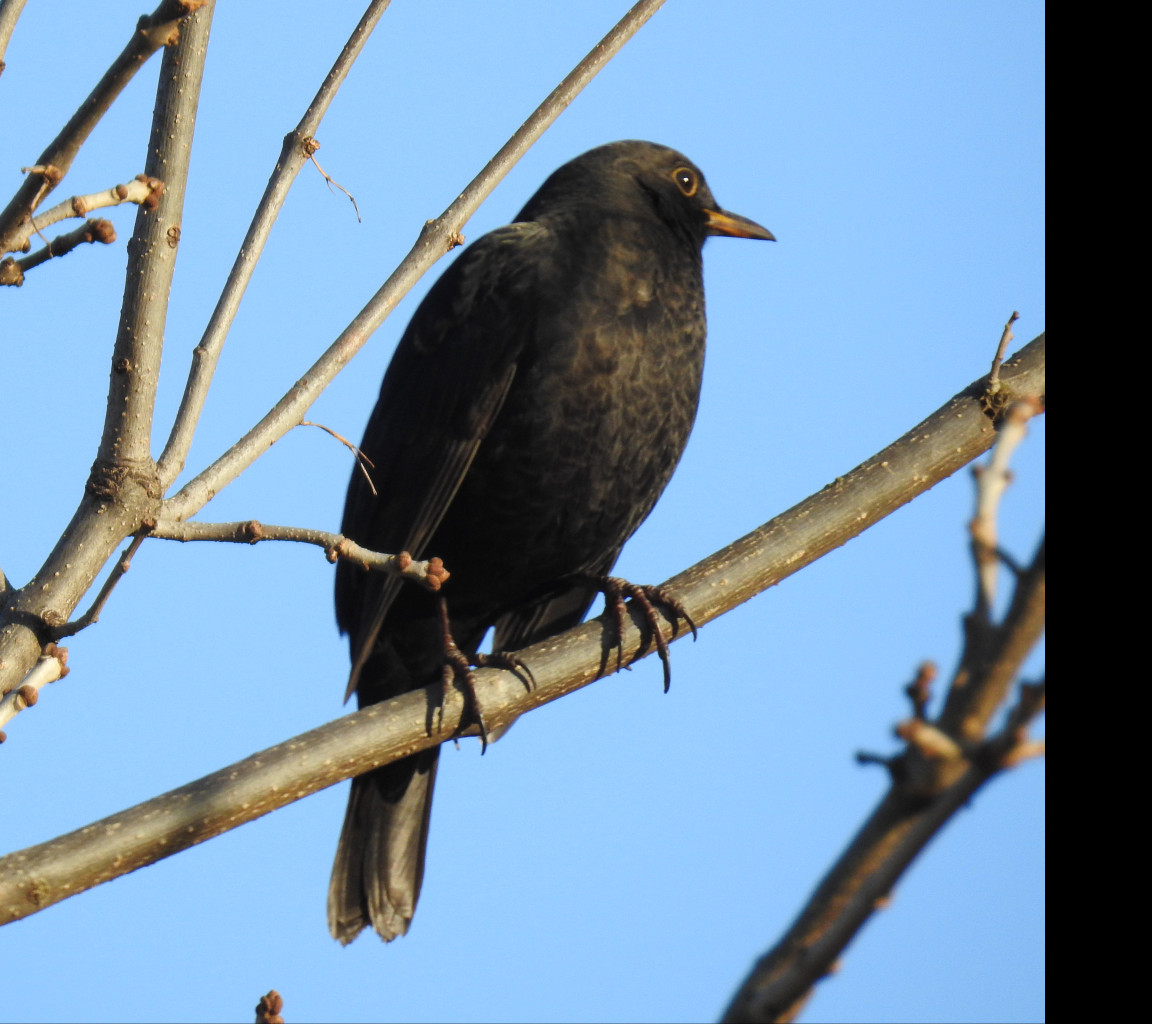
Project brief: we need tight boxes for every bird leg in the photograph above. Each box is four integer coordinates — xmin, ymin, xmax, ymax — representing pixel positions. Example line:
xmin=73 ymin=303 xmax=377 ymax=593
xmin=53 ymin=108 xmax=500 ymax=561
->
xmin=436 ymin=596 xmax=491 ymax=751
xmin=584 ymin=575 xmax=697 ymax=692
xmin=435 ymin=598 xmax=532 ymax=753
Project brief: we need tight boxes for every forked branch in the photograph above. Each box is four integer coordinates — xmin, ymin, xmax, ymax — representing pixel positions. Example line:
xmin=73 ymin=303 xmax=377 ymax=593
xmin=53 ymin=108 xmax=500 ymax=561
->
xmin=720 ymin=345 xmax=1045 ymax=1024
xmin=0 ymin=0 xmax=206 ymax=253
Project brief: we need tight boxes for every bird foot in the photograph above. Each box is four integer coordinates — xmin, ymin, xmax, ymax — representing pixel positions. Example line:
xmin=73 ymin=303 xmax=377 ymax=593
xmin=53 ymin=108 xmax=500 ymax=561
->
xmin=583 ymin=575 xmax=697 ymax=692
xmin=436 ymin=599 xmax=532 ymax=753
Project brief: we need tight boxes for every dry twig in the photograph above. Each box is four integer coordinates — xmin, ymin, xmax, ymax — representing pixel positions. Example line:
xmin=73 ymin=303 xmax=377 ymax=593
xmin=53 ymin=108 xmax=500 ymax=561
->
xmin=145 ymin=519 xmax=448 ymax=589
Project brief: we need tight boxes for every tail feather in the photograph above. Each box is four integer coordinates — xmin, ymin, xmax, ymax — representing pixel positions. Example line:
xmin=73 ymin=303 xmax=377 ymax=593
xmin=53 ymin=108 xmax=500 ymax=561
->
xmin=327 ymin=749 xmax=439 ymax=944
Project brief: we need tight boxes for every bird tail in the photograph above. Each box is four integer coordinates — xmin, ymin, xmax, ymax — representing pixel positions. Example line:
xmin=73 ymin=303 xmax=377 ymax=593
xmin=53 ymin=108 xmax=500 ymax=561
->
xmin=327 ymin=749 xmax=440 ymax=944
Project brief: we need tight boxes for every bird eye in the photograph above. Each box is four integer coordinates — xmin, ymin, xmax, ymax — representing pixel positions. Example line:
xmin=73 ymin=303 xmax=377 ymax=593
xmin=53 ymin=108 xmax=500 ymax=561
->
xmin=672 ymin=167 xmax=698 ymax=197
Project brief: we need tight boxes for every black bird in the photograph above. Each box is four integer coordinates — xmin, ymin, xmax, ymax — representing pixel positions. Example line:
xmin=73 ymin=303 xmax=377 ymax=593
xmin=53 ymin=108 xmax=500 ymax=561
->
xmin=329 ymin=140 xmax=773 ymax=944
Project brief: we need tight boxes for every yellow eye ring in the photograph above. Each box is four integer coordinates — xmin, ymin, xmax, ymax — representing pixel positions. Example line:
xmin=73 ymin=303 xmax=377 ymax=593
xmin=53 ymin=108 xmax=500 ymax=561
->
xmin=672 ymin=167 xmax=698 ymax=197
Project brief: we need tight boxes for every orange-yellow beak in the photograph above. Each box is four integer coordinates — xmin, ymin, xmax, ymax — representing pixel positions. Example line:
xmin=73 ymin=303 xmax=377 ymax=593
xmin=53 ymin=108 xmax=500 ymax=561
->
xmin=704 ymin=208 xmax=776 ymax=241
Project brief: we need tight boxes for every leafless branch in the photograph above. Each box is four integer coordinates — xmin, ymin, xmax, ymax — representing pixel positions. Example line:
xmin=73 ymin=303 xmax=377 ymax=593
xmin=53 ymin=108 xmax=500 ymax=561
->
xmin=146 ymin=518 xmax=449 ymax=589
xmin=0 ymin=218 xmax=116 ymax=286
xmin=161 ymin=0 xmax=671 ymax=520
xmin=987 ymin=310 xmax=1019 ymax=393
xmin=300 ymin=420 xmax=377 ymax=495
xmin=0 ymin=0 xmax=28 ymax=76
xmin=1 ymin=175 xmax=165 ymax=256
xmin=0 ymin=644 xmax=67 ymax=732
xmin=0 ymin=5 xmax=212 ymax=699
xmin=969 ymin=398 xmax=1040 ymax=616
xmin=0 ymin=0 xmax=206 ymax=253
xmin=50 ymin=536 xmax=146 ymax=641
xmin=307 ymin=142 xmax=362 ymax=222
xmin=0 ymin=336 xmax=1044 ymax=922
xmin=720 ymin=375 xmax=1045 ymax=1024
xmin=94 ymin=3 xmax=213 ymax=471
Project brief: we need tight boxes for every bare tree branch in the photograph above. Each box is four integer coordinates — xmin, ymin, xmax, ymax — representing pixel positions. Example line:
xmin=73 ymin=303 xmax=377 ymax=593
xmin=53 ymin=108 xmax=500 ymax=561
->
xmin=145 ymin=518 xmax=449 ymax=589
xmin=49 ymin=536 xmax=146 ymax=641
xmin=0 ymin=0 xmax=29 ymax=77
xmin=156 ymin=0 xmax=396 ymax=490
xmin=720 ymin=394 xmax=1045 ymax=1024
xmin=0 ymin=644 xmax=67 ymax=733
xmin=161 ymin=0 xmax=670 ymax=521
xmin=95 ymin=1 xmax=213 ymax=470
xmin=0 ymin=218 xmax=116 ymax=286
xmin=0 ymin=336 xmax=1044 ymax=925
xmin=0 ymin=174 xmax=165 ymax=257
xmin=0 ymin=5 xmax=213 ymax=699
xmin=987 ymin=309 xmax=1019 ymax=394
xmin=0 ymin=0 xmax=205 ymax=253
xmin=299 ymin=420 xmax=378 ymax=494
xmin=970 ymin=397 xmax=1038 ymax=616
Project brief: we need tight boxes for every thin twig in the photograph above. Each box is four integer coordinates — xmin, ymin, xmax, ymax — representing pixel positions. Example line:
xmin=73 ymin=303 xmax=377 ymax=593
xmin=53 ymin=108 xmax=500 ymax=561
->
xmin=162 ymin=0 xmax=670 ymax=520
xmin=50 ymin=536 xmax=146 ymax=640
xmin=987 ymin=310 xmax=1019 ymax=393
xmin=145 ymin=518 xmax=448 ymax=589
xmin=3 ymin=175 xmax=164 ymax=255
xmin=0 ymin=0 xmax=204 ymax=253
xmin=0 ymin=219 xmax=116 ymax=286
xmin=941 ymin=533 xmax=1045 ymax=743
xmin=0 ymin=644 xmax=67 ymax=731
xmin=155 ymin=0 xmax=395 ymax=490
xmin=300 ymin=420 xmax=377 ymax=495
xmin=308 ymin=143 xmax=362 ymax=222
xmin=969 ymin=398 xmax=1039 ymax=615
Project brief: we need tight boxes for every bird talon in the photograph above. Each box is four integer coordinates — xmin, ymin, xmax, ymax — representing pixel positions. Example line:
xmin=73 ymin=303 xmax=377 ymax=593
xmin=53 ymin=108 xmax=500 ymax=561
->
xmin=585 ymin=574 xmax=693 ymax=691
xmin=473 ymin=650 xmax=535 ymax=692
xmin=438 ymin=598 xmax=490 ymax=750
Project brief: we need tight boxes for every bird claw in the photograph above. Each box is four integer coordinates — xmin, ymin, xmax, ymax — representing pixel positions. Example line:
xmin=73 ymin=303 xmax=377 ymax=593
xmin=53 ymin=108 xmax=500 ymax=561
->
xmin=472 ymin=650 xmax=535 ymax=692
xmin=437 ymin=599 xmax=491 ymax=752
xmin=437 ymin=601 xmax=535 ymax=753
xmin=586 ymin=575 xmax=697 ymax=692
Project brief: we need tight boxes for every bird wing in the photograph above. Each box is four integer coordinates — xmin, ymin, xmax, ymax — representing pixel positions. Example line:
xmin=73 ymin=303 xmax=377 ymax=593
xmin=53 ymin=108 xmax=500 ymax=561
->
xmin=337 ymin=221 xmax=552 ymax=698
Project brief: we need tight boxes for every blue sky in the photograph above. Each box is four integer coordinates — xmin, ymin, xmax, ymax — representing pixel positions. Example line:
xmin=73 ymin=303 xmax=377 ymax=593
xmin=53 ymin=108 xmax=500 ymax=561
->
xmin=1 ymin=2 xmax=1043 ymax=1022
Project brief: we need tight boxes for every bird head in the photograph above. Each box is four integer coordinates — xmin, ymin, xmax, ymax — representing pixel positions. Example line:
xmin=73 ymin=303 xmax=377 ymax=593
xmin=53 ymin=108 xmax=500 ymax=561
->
xmin=516 ymin=140 xmax=775 ymax=249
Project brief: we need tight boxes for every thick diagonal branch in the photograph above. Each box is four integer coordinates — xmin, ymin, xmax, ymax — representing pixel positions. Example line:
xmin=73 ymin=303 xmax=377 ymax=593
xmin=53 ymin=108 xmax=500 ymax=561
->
xmin=0 ymin=336 xmax=1044 ymax=926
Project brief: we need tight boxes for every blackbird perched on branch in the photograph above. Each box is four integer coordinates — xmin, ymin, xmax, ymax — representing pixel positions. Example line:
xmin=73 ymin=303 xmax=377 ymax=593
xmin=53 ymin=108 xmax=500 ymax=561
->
xmin=329 ymin=140 xmax=773 ymax=944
